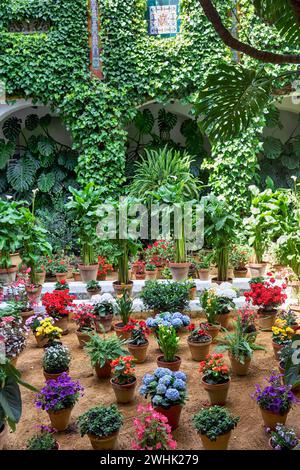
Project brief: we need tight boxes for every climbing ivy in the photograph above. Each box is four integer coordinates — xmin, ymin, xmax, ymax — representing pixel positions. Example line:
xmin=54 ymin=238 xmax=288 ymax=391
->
xmin=0 ymin=0 xmax=297 ymax=212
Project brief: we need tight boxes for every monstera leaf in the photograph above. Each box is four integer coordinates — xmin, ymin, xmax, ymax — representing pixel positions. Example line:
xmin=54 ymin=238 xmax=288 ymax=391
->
xmin=37 ymin=136 xmax=55 ymax=158
xmin=180 ymin=119 xmax=204 ymax=156
xmin=37 ymin=171 xmax=56 ymax=192
xmin=263 ymin=136 xmax=283 ymax=159
xmin=282 ymin=153 xmax=300 ymax=170
xmin=158 ymin=109 xmax=177 ymax=141
xmin=254 ymin=0 xmax=300 ymax=44
xmin=0 ymin=140 xmax=15 ymax=169
xmin=25 ymin=114 xmax=39 ymax=131
xmin=58 ymin=150 xmax=77 ymax=171
xmin=2 ymin=117 xmax=22 ymax=141
xmin=7 ymin=155 xmax=36 ymax=191
xmin=0 ymin=171 xmax=8 ymax=192
xmin=133 ymin=109 xmax=154 ymax=135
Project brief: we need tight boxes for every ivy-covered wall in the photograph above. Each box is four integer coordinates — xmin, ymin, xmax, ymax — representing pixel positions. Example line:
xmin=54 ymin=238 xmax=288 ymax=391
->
xmin=0 ymin=0 xmax=293 ymax=210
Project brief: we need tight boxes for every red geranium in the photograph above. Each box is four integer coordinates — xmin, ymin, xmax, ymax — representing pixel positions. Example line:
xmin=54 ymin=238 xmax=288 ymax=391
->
xmin=73 ymin=304 xmax=96 ymax=331
xmin=244 ymin=276 xmax=287 ymax=309
xmin=42 ymin=290 xmax=75 ymax=319
xmin=97 ymin=256 xmax=113 ymax=276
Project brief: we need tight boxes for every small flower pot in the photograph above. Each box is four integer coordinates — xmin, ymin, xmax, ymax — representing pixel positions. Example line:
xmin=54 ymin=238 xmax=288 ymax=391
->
xmin=87 ymin=288 xmax=101 ymax=299
xmin=43 ymin=368 xmax=69 ymax=382
xmin=205 ymin=323 xmax=221 ymax=342
xmin=76 ymin=330 xmax=92 ymax=348
xmin=272 ymin=341 xmax=285 ymax=361
xmin=189 ymin=286 xmax=197 ymax=300
xmin=54 ymin=316 xmax=69 ymax=335
xmin=169 ymin=262 xmax=190 ymax=282
xmin=114 ymin=322 xmax=132 ymax=340
xmin=200 ymin=430 xmax=232 ymax=450
xmin=187 ymin=338 xmax=212 ymax=361
xmin=248 ymin=262 xmax=268 ymax=277
xmin=229 ymin=354 xmax=251 ymax=376
xmin=257 ymin=309 xmax=277 ymax=331
xmin=73 ymin=272 xmax=81 ymax=281
xmin=202 ymin=377 xmax=230 ymax=405
xmin=25 ymin=284 xmax=43 ymax=302
xmin=233 ymin=268 xmax=248 ymax=279
xmin=154 ymin=404 xmax=182 ymax=431
xmin=110 ymin=378 xmax=137 ymax=404
xmin=145 ymin=270 xmax=158 ymax=281
xmin=198 ymin=269 xmax=210 ymax=281
xmin=36 ymin=270 xmax=46 ymax=285
xmin=55 ymin=272 xmax=68 ymax=282
xmin=95 ymin=361 xmax=111 ymax=379
xmin=216 ymin=313 xmax=231 ymax=329
xmin=112 ymin=281 xmax=133 ymax=297
xmin=0 ymin=423 xmax=8 ymax=450
xmin=0 ymin=265 xmax=18 ymax=284
xmin=87 ymin=431 xmax=119 ymax=450
xmin=260 ymin=407 xmax=289 ymax=430
xmin=78 ymin=264 xmax=99 ymax=282
xmin=21 ymin=309 xmax=35 ymax=325
xmin=34 ymin=334 xmax=49 ymax=348
xmin=47 ymin=406 xmax=73 ymax=432
xmin=128 ymin=341 xmax=149 ymax=363
xmin=135 ymin=273 xmax=145 ymax=280
xmin=94 ymin=314 xmax=113 ymax=333
xmin=156 ymin=355 xmax=181 ymax=372
xmin=97 ymin=273 xmax=107 ymax=281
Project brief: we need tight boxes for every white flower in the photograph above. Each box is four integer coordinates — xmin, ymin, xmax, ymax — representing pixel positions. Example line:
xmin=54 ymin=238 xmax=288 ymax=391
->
xmin=132 ymin=298 xmax=145 ymax=312
xmin=92 ymin=293 xmax=116 ymax=305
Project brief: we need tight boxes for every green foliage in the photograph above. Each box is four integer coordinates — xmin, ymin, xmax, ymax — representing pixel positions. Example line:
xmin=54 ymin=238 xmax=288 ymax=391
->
xmin=193 ymin=406 xmax=239 ymax=441
xmin=0 ymin=198 xmax=26 ymax=268
xmin=42 ymin=343 xmax=71 ymax=374
xmin=141 ymin=281 xmax=190 ymax=312
xmin=77 ymin=404 xmax=123 ymax=438
xmin=26 ymin=430 xmax=57 ymax=450
xmin=115 ymin=293 xmax=133 ymax=326
xmin=157 ymin=325 xmax=179 ymax=362
xmin=84 ymin=333 xmax=127 ymax=368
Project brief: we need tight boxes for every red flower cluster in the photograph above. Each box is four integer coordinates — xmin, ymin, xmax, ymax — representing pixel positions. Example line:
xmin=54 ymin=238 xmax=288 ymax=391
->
xmin=121 ymin=319 xmax=150 ymax=335
xmin=72 ymin=304 xmax=96 ymax=331
xmin=199 ymin=353 xmax=229 ymax=378
xmin=144 ymin=240 xmax=173 ymax=267
xmin=244 ymin=276 xmax=287 ymax=308
xmin=42 ymin=290 xmax=75 ymax=319
xmin=97 ymin=256 xmax=113 ymax=276
xmin=111 ymin=355 xmax=136 ymax=384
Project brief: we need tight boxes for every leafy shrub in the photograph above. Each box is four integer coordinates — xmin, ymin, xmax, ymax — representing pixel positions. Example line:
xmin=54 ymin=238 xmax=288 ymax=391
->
xmin=84 ymin=334 xmax=127 ymax=367
xmin=42 ymin=343 xmax=71 ymax=374
xmin=77 ymin=404 xmax=123 ymax=438
xmin=193 ymin=406 xmax=239 ymax=441
xmin=141 ymin=281 xmax=190 ymax=312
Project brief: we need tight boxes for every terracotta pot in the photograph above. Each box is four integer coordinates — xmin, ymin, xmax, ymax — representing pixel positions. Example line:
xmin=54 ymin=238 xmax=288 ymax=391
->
xmin=189 ymin=286 xmax=197 ymax=300
xmin=156 ymin=355 xmax=181 ymax=371
xmin=94 ymin=314 xmax=113 ymax=333
xmin=0 ymin=423 xmax=8 ymax=450
xmin=47 ymin=407 xmax=73 ymax=432
xmin=229 ymin=354 xmax=251 ymax=376
xmin=135 ymin=273 xmax=145 ymax=280
xmin=73 ymin=272 xmax=81 ymax=281
xmin=202 ymin=377 xmax=230 ymax=405
xmin=257 ymin=309 xmax=277 ymax=331
xmin=88 ymin=431 xmax=119 ymax=450
xmin=145 ymin=270 xmax=158 ymax=281
xmin=9 ymin=252 xmax=22 ymax=267
xmin=20 ymin=309 xmax=34 ymax=326
xmin=95 ymin=361 xmax=111 ymax=379
xmin=205 ymin=323 xmax=221 ymax=342
xmin=43 ymin=368 xmax=69 ymax=382
xmin=169 ymin=262 xmax=190 ymax=282
xmin=233 ymin=268 xmax=248 ymax=279
xmin=112 ymin=281 xmax=133 ymax=297
xmin=260 ymin=407 xmax=289 ymax=430
xmin=110 ymin=378 xmax=136 ymax=404
xmin=54 ymin=316 xmax=69 ymax=335
xmin=87 ymin=288 xmax=101 ymax=299
xmin=154 ymin=404 xmax=182 ymax=430
xmin=114 ymin=322 xmax=132 ymax=340
xmin=272 ymin=341 xmax=285 ymax=361
xmin=272 ymin=264 xmax=286 ymax=273
xmin=97 ymin=273 xmax=107 ymax=281
xmin=248 ymin=262 xmax=268 ymax=277
xmin=198 ymin=269 xmax=210 ymax=281
xmin=211 ymin=277 xmax=233 ymax=285
xmin=0 ymin=265 xmax=18 ymax=284
xmin=36 ymin=271 xmax=46 ymax=284
xmin=200 ymin=430 xmax=232 ymax=450
xmin=34 ymin=334 xmax=49 ymax=348
xmin=78 ymin=264 xmax=99 ymax=282
xmin=128 ymin=341 xmax=149 ymax=363
xmin=216 ymin=313 xmax=230 ymax=329
xmin=188 ymin=338 xmax=212 ymax=361
xmin=76 ymin=330 xmax=92 ymax=348
xmin=55 ymin=272 xmax=68 ymax=282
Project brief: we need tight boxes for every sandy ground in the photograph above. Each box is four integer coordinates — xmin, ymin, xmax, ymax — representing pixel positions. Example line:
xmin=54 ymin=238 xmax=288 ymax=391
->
xmin=5 ymin=320 xmax=300 ymax=451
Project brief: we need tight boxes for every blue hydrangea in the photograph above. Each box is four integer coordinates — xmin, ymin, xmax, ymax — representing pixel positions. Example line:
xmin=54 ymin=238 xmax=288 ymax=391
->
xmin=173 ymin=371 xmax=187 ymax=382
xmin=143 ymin=374 xmax=155 ymax=385
xmin=182 ymin=315 xmax=191 ymax=326
xmin=162 ymin=319 xmax=171 ymax=327
xmin=152 ymin=394 xmax=163 ymax=406
xmin=139 ymin=385 xmax=148 ymax=396
xmin=156 ymin=384 xmax=167 ymax=395
xmin=172 ymin=318 xmax=183 ymax=328
xmin=146 ymin=318 xmax=156 ymax=328
xmin=165 ymin=388 xmax=180 ymax=401
xmin=158 ymin=375 xmax=173 ymax=386
xmin=173 ymin=379 xmax=186 ymax=391
xmin=172 ymin=312 xmax=182 ymax=318
xmin=154 ymin=367 xmax=172 ymax=379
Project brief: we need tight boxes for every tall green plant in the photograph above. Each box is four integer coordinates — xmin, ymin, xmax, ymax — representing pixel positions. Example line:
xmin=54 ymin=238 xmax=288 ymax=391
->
xmin=115 ymin=293 xmax=132 ymax=326
xmin=157 ymin=325 xmax=179 ymax=362
xmin=0 ymin=199 xmax=25 ymax=269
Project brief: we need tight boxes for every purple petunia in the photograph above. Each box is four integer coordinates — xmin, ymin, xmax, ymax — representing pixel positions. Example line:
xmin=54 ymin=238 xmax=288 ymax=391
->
xmin=35 ymin=372 xmax=83 ymax=412
xmin=253 ymin=373 xmax=299 ymax=415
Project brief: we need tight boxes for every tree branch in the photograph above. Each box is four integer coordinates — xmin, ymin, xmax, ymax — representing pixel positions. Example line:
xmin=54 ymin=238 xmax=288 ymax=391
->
xmin=199 ymin=0 xmax=300 ymax=64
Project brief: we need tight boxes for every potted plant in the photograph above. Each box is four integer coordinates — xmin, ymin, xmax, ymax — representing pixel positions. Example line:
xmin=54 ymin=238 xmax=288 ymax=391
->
xmin=187 ymin=279 xmax=197 ymax=300
xmin=204 ymin=194 xmax=239 ymax=282
xmin=54 ymin=279 xmax=69 ymax=291
xmin=201 ymin=289 xmax=229 ymax=336
xmin=114 ymin=293 xmax=134 ymax=339
xmin=196 ymin=255 xmax=212 ymax=281
xmin=110 ymin=355 xmax=137 ymax=403
xmin=66 ymin=183 xmax=103 ymax=281
xmin=42 ymin=290 xmax=75 ymax=334
xmin=144 ymin=240 xmax=174 ymax=274
xmin=92 ymin=296 xmax=115 ymax=333
xmin=230 ymin=244 xmax=251 ymax=278
xmin=25 ymin=312 xmax=51 ymax=347
xmin=145 ymin=263 xmax=158 ymax=281
xmin=128 ymin=321 xmax=149 ymax=363
xmin=0 ymin=199 xmax=25 ymax=284
xmin=193 ymin=406 xmax=239 ymax=450
xmin=268 ymin=424 xmax=299 ymax=450
xmin=4 ymin=279 xmax=34 ymax=324
xmin=0 ymin=358 xmax=36 ymax=449
xmin=146 ymin=311 xmax=191 ymax=333
xmin=26 ymin=425 xmax=59 ymax=450
xmin=97 ymin=256 xmax=113 ymax=281
xmin=35 ymin=372 xmax=83 ymax=432
xmin=141 ymin=281 xmax=190 ymax=314
xmin=199 ymin=353 xmax=231 ymax=405
xmin=216 ymin=316 xmax=265 ymax=376
xmin=34 ymin=318 xmax=62 ymax=348
xmin=53 ymin=260 xmax=68 ymax=282
xmin=134 ymin=260 xmax=146 ymax=280
xmin=277 ymin=309 xmax=299 ymax=331
xmin=42 ymin=343 xmax=71 ymax=381
xmin=237 ymin=307 xmax=257 ymax=339
xmin=85 ymin=333 xmax=127 ymax=379
xmin=73 ymin=267 xmax=81 ymax=281
xmin=187 ymin=323 xmax=212 ymax=361
xmin=253 ymin=373 xmax=298 ymax=430
xmin=0 ymin=315 xmax=27 ymax=367
xmin=131 ymin=404 xmax=177 ymax=450
xmin=139 ymin=368 xmax=187 ymax=430
xmin=77 ymin=405 xmax=123 ymax=450
xmin=86 ymin=280 xmax=101 ymax=298
xmin=271 ymin=318 xmax=295 ymax=360
xmin=156 ymin=325 xmax=181 ymax=371
xmin=72 ymin=303 xmax=96 ymax=347
xmin=35 ymin=260 xmax=46 ymax=285
xmin=244 ymin=275 xmax=287 ymax=330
